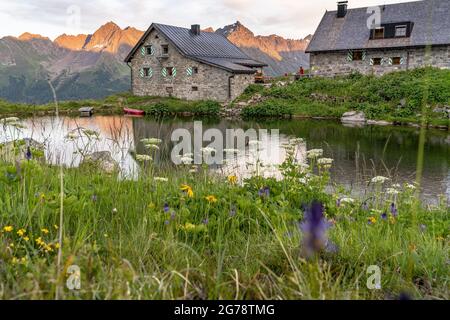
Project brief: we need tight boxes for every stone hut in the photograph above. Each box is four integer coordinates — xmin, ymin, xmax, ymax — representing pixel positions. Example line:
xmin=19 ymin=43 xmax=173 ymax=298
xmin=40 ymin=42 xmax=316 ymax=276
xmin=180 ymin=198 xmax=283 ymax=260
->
xmin=124 ymin=23 xmax=266 ymax=102
xmin=306 ymin=0 xmax=450 ymax=76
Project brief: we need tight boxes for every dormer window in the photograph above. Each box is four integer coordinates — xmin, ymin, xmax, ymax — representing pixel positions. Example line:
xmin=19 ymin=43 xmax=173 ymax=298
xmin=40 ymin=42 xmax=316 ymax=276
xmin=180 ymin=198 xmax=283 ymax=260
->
xmin=395 ymin=25 xmax=407 ymax=37
xmin=370 ymin=22 xmax=413 ymax=40
xmin=374 ymin=27 xmax=385 ymax=39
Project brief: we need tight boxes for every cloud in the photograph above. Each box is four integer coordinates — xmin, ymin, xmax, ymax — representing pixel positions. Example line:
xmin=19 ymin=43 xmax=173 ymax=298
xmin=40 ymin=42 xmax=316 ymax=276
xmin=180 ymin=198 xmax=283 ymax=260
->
xmin=0 ymin=0 xmax=417 ymax=40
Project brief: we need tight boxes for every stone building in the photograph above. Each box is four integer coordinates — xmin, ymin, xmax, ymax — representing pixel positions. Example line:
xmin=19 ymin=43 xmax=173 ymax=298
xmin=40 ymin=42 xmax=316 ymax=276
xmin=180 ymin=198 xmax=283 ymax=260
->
xmin=306 ymin=0 xmax=450 ymax=76
xmin=124 ymin=23 xmax=266 ymax=102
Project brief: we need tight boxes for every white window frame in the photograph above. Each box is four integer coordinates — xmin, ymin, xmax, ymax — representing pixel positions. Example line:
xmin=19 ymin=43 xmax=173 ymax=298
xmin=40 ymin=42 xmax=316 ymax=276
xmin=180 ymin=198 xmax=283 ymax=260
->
xmin=395 ymin=25 xmax=407 ymax=37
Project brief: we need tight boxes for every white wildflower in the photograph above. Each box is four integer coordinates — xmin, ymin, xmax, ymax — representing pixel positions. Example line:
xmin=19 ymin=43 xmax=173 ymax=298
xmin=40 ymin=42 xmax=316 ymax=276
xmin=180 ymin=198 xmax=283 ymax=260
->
xmin=136 ymin=154 xmax=152 ymax=162
xmin=317 ymin=158 xmax=333 ymax=166
xmin=307 ymin=149 xmax=323 ymax=159
xmin=405 ymin=183 xmax=416 ymax=190
xmin=141 ymin=138 xmax=162 ymax=145
xmin=153 ymin=177 xmax=168 ymax=182
xmin=340 ymin=197 xmax=355 ymax=204
xmin=386 ymin=188 xmax=399 ymax=195
xmin=145 ymin=144 xmax=160 ymax=150
xmin=371 ymin=176 xmax=389 ymax=184
xmin=289 ymin=137 xmax=304 ymax=145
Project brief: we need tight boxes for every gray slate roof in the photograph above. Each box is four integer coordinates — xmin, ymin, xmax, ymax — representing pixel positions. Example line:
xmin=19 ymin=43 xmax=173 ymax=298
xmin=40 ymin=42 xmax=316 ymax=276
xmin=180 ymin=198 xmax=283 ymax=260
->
xmin=125 ymin=23 xmax=266 ymax=73
xmin=306 ymin=0 xmax=450 ymax=52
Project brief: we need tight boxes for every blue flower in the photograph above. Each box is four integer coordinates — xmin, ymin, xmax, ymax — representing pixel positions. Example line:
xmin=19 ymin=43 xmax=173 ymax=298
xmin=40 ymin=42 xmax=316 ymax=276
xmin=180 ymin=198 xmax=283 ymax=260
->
xmin=381 ymin=212 xmax=387 ymax=220
xmin=390 ymin=203 xmax=398 ymax=217
xmin=170 ymin=211 xmax=176 ymax=220
xmin=336 ymin=198 xmax=341 ymax=208
xmin=163 ymin=203 xmax=169 ymax=213
xmin=25 ymin=146 xmax=32 ymax=160
xmin=202 ymin=218 xmax=209 ymax=225
xmin=299 ymin=201 xmax=331 ymax=257
xmin=258 ymin=186 xmax=270 ymax=197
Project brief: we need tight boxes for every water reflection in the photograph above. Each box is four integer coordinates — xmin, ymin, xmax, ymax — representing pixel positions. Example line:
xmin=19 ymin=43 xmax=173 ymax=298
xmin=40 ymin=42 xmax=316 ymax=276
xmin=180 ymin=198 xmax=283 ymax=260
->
xmin=1 ymin=115 xmax=448 ymax=204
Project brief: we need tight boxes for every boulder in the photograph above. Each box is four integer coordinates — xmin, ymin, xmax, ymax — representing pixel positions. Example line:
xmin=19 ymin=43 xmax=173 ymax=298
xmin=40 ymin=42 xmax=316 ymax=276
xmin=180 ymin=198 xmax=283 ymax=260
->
xmin=341 ymin=111 xmax=366 ymax=123
xmin=80 ymin=151 xmax=118 ymax=174
xmin=0 ymin=138 xmax=45 ymax=163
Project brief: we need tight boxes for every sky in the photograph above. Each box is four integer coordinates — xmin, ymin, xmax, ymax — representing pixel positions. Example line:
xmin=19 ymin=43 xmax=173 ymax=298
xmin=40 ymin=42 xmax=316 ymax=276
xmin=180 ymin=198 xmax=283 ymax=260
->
xmin=0 ymin=0 xmax=418 ymax=40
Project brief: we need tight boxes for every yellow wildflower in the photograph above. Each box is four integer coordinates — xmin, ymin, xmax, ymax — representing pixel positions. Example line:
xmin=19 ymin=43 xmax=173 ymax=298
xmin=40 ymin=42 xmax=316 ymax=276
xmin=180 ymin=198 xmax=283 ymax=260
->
xmin=3 ymin=225 xmax=13 ymax=232
xmin=180 ymin=184 xmax=194 ymax=198
xmin=205 ymin=195 xmax=218 ymax=204
xmin=389 ymin=216 xmax=396 ymax=224
xmin=23 ymin=236 xmax=30 ymax=242
xmin=183 ymin=223 xmax=196 ymax=231
xmin=53 ymin=225 xmax=59 ymax=230
xmin=35 ymin=237 xmax=44 ymax=246
xmin=54 ymin=243 xmax=60 ymax=249
xmin=368 ymin=216 xmax=376 ymax=225
xmin=41 ymin=228 xmax=49 ymax=234
xmin=17 ymin=229 xmax=26 ymax=237
xmin=409 ymin=244 xmax=417 ymax=252
xmin=11 ymin=257 xmax=18 ymax=264
xmin=227 ymin=175 xmax=238 ymax=184
xmin=436 ymin=236 xmax=445 ymax=241
xmin=20 ymin=257 xmax=27 ymax=264
xmin=44 ymin=245 xmax=53 ymax=252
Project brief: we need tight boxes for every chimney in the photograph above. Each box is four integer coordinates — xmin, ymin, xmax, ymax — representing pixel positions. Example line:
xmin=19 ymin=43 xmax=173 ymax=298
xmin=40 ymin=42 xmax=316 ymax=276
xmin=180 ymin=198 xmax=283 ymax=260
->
xmin=337 ymin=1 xmax=348 ymax=18
xmin=191 ymin=24 xmax=201 ymax=35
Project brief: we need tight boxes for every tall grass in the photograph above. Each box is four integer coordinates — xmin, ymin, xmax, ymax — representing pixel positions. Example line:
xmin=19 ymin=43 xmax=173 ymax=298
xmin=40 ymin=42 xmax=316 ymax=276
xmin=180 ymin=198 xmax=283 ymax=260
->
xmin=0 ymin=137 xmax=447 ymax=300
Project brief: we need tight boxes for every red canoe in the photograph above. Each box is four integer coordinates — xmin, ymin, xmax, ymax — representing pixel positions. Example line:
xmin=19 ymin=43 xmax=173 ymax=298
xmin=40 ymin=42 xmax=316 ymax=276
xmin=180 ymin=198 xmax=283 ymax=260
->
xmin=123 ymin=107 xmax=145 ymax=116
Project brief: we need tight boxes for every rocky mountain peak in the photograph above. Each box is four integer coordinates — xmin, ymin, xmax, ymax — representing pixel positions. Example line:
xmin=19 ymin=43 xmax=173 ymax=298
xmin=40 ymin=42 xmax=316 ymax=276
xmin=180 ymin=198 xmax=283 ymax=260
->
xmin=18 ymin=32 xmax=50 ymax=41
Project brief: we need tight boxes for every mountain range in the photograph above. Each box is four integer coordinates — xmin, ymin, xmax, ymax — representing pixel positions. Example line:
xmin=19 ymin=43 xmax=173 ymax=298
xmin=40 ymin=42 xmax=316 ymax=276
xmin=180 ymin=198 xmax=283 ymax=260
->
xmin=0 ymin=21 xmax=310 ymax=104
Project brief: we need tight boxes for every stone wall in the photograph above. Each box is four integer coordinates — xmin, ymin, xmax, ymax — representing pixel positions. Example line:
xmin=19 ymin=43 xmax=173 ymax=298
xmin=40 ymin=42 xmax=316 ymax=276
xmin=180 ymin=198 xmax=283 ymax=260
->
xmin=130 ymin=29 xmax=255 ymax=102
xmin=310 ymin=45 xmax=450 ymax=76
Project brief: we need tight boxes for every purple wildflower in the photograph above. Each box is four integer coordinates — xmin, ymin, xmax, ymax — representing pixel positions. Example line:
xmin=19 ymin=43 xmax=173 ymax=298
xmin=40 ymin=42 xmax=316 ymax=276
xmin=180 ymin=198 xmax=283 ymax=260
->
xmin=336 ymin=198 xmax=341 ymax=208
xmin=170 ymin=211 xmax=176 ymax=220
xmin=381 ymin=212 xmax=387 ymax=220
xmin=258 ymin=186 xmax=270 ymax=197
xmin=202 ymin=218 xmax=209 ymax=225
xmin=362 ymin=202 xmax=369 ymax=211
xmin=163 ymin=203 xmax=169 ymax=213
xmin=91 ymin=194 xmax=97 ymax=202
xmin=390 ymin=203 xmax=398 ymax=217
xmin=299 ymin=201 xmax=331 ymax=257
xmin=25 ymin=146 xmax=32 ymax=160
xmin=164 ymin=220 xmax=170 ymax=225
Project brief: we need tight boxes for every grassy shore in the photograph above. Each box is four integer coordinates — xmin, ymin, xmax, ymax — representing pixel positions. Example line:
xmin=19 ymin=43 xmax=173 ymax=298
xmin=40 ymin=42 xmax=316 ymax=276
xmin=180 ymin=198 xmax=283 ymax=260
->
xmin=0 ymin=138 xmax=448 ymax=299
xmin=0 ymin=68 xmax=449 ymax=127
xmin=238 ymin=68 xmax=450 ymax=127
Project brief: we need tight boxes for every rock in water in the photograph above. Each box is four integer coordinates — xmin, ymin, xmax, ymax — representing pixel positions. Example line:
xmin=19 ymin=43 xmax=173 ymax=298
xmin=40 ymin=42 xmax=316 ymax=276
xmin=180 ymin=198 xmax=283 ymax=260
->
xmin=81 ymin=151 xmax=118 ymax=174
xmin=341 ymin=111 xmax=366 ymax=123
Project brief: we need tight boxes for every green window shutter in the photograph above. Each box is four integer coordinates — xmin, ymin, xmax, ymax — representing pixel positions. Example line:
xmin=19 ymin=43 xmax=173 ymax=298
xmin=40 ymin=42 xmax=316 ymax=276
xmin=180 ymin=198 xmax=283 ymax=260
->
xmin=172 ymin=67 xmax=177 ymax=77
xmin=186 ymin=67 xmax=193 ymax=76
xmin=369 ymin=58 xmax=374 ymax=66
xmin=161 ymin=67 xmax=167 ymax=77
xmin=400 ymin=57 xmax=406 ymax=65
xmin=362 ymin=50 xmax=366 ymax=61
xmin=140 ymin=47 xmax=145 ymax=56
xmin=347 ymin=50 xmax=353 ymax=62
xmin=147 ymin=67 xmax=153 ymax=78
xmin=149 ymin=46 xmax=154 ymax=55
xmin=387 ymin=57 xmax=393 ymax=65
